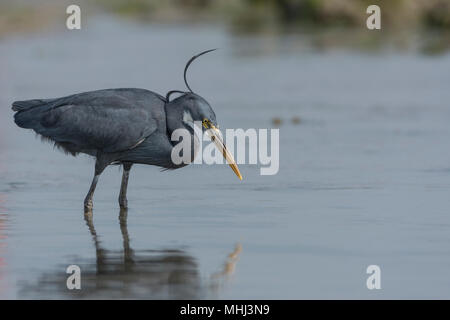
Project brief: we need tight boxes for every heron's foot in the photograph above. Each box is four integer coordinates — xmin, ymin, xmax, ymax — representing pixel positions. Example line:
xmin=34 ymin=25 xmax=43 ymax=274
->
xmin=119 ymin=197 xmax=128 ymax=209
xmin=84 ymin=199 xmax=93 ymax=212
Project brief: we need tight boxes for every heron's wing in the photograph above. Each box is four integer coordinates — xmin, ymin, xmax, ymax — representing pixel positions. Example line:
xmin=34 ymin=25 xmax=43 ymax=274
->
xmin=14 ymin=89 xmax=164 ymax=153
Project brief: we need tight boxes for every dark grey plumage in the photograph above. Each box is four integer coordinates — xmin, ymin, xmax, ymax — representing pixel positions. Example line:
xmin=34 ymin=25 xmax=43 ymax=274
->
xmin=14 ymin=89 xmax=161 ymax=154
xmin=13 ymin=88 xmax=215 ymax=168
xmin=11 ymin=50 xmax=229 ymax=212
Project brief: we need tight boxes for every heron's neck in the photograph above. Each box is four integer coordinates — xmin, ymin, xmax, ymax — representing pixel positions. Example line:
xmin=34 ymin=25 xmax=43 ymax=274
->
xmin=165 ymin=102 xmax=185 ymax=138
xmin=164 ymin=103 xmax=200 ymax=162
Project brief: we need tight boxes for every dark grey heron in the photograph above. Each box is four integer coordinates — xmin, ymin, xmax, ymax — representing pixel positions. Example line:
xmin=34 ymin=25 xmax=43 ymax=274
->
xmin=12 ymin=49 xmax=242 ymax=212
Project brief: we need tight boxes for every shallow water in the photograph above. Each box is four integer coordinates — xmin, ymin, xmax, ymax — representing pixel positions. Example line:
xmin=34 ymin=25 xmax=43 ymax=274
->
xmin=1 ymin=16 xmax=450 ymax=299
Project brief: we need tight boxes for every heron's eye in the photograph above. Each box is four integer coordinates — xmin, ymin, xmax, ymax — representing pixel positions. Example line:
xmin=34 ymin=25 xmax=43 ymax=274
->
xmin=202 ymin=118 xmax=210 ymax=129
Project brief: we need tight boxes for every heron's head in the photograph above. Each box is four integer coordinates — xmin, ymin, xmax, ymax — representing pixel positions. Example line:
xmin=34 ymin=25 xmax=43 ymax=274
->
xmin=164 ymin=49 xmax=242 ymax=180
xmin=169 ymin=92 xmax=217 ymax=132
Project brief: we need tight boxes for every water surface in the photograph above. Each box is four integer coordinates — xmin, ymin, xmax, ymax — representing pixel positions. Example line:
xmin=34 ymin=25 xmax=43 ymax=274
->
xmin=1 ymin=16 xmax=450 ymax=299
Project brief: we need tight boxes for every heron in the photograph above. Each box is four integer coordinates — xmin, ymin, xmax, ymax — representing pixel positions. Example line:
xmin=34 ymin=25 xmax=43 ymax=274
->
xmin=12 ymin=49 xmax=242 ymax=212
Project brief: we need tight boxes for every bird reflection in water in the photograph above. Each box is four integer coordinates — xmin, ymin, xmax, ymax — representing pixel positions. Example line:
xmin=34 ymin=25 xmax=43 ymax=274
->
xmin=209 ymin=243 xmax=242 ymax=293
xmin=19 ymin=209 xmax=241 ymax=299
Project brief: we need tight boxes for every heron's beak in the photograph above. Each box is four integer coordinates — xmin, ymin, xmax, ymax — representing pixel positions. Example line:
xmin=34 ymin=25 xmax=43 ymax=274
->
xmin=205 ymin=124 xmax=243 ymax=181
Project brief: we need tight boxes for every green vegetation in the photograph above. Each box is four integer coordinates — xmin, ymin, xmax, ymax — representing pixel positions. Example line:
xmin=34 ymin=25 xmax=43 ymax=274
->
xmin=92 ymin=0 xmax=450 ymax=30
xmin=1 ymin=0 xmax=449 ymax=53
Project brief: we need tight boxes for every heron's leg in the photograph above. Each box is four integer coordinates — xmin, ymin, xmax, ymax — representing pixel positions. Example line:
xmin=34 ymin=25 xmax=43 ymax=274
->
xmin=119 ymin=163 xmax=132 ymax=209
xmin=84 ymin=158 xmax=109 ymax=212
xmin=84 ymin=175 xmax=99 ymax=212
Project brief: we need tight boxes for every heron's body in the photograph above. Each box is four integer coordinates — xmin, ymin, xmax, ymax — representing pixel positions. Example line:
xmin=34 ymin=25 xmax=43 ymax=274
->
xmin=11 ymin=50 xmax=242 ymax=212
xmin=13 ymin=88 xmax=186 ymax=168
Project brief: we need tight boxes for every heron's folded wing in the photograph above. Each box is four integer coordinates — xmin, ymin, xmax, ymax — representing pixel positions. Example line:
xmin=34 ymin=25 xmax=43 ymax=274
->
xmin=33 ymin=102 xmax=158 ymax=153
xmin=13 ymin=88 xmax=164 ymax=153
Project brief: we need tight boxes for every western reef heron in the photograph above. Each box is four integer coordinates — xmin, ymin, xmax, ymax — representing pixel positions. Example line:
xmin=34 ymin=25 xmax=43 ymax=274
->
xmin=12 ymin=49 xmax=242 ymax=212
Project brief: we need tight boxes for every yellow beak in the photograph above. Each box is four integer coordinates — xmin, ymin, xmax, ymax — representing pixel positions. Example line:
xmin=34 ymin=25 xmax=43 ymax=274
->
xmin=206 ymin=125 xmax=243 ymax=181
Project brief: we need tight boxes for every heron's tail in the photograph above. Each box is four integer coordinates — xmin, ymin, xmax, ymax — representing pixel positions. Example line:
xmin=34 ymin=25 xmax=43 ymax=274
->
xmin=12 ymin=99 xmax=50 ymax=129
xmin=12 ymin=99 xmax=50 ymax=112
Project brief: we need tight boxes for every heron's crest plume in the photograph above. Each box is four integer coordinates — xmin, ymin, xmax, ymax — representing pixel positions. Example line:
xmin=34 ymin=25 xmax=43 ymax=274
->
xmin=166 ymin=48 xmax=217 ymax=102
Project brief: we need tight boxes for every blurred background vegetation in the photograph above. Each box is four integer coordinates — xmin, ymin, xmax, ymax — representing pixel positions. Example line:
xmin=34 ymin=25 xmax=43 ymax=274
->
xmin=1 ymin=0 xmax=449 ymax=53
xmin=95 ymin=0 xmax=450 ymax=29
